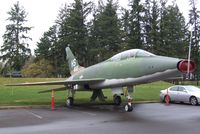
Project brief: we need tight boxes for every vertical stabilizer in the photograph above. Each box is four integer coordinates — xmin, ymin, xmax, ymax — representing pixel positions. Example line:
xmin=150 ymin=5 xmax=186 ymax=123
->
xmin=65 ymin=47 xmax=84 ymax=75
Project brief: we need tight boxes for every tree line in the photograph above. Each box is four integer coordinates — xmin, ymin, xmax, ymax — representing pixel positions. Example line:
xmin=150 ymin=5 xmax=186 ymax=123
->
xmin=0 ymin=0 xmax=200 ymax=78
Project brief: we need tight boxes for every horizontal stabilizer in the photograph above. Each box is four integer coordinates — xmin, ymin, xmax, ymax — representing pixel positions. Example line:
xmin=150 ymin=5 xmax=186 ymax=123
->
xmin=6 ymin=78 xmax=105 ymax=86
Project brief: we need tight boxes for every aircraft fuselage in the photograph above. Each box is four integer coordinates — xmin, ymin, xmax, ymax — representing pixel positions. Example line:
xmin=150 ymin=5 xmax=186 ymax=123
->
xmin=69 ymin=56 xmax=189 ymax=89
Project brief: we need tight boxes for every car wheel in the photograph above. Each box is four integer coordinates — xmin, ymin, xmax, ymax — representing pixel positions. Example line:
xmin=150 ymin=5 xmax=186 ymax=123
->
xmin=190 ymin=96 xmax=198 ymax=106
xmin=164 ymin=95 xmax=170 ymax=103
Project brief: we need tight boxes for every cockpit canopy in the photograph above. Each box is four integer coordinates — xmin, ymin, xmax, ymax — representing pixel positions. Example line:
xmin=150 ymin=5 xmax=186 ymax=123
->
xmin=110 ymin=49 xmax=156 ymax=61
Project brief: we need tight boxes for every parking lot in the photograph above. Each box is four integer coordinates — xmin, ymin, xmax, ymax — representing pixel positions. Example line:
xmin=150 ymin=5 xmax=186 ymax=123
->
xmin=0 ymin=103 xmax=200 ymax=134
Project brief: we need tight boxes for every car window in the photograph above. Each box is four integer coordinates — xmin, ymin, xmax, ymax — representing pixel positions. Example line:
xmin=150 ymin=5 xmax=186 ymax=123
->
xmin=178 ymin=87 xmax=186 ymax=92
xmin=185 ymin=86 xmax=200 ymax=92
xmin=170 ymin=86 xmax=178 ymax=91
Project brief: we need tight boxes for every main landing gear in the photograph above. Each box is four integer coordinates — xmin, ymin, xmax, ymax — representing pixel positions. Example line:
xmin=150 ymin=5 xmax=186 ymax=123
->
xmin=65 ymin=86 xmax=134 ymax=112
xmin=112 ymin=86 xmax=134 ymax=112
xmin=66 ymin=89 xmax=75 ymax=107
xmin=66 ymin=97 xmax=74 ymax=107
xmin=90 ymin=89 xmax=106 ymax=102
xmin=113 ymin=95 xmax=122 ymax=105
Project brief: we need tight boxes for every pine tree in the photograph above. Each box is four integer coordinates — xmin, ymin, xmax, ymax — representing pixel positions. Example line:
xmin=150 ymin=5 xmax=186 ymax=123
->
xmin=159 ymin=0 xmax=168 ymax=55
xmin=67 ymin=0 xmax=93 ymax=66
xmin=143 ymin=0 xmax=151 ymax=50
xmin=0 ymin=2 xmax=32 ymax=71
xmin=121 ymin=8 xmax=130 ymax=51
xmin=35 ymin=25 xmax=58 ymax=60
xmin=34 ymin=25 xmax=67 ymax=77
xmin=56 ymin=4 xmax=71 ymax=76
xmin=89 ymin=0 xmax=121 ymax=62
xmin=128 ymin=0 xmax=144 ymax=49
xmin=160 ymin=4 xmax=187 ymax=57
xmin=149 ymin=0 xmax=160 ymax=53
xmin=188 ymin=0 xmax=200 ymax=77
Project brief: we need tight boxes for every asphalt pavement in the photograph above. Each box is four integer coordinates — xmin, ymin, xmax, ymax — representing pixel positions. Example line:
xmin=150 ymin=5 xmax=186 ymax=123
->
xmin=0 ymin=103 xmax=200 ymax=134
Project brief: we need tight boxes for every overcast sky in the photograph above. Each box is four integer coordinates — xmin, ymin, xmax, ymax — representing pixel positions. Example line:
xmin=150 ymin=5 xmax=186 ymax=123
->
xmin=0 ymin=0 xmax=199 ymax=54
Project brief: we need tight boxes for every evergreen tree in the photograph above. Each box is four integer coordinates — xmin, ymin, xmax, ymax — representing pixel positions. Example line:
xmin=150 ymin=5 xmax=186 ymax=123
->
xmin=160 ymin=4 xmax=187 ymax=57
xmin=35 ymin=25 xmax=57 ymax=60
xmin=188 ymin=0 xmax=200 ymax=77
xmin=143 ymin=0 xmax=151 ymax=50
xmin=89 ymin=0 xmax=121 ymax=62
xmin=35 ymin=1 xmax=93 ymax=76
xmin=67 ymin=0 xmax=93 ymax=66
xmin=159 ymin=0 xmax=168 ymax=55
xmin=35 ymin=25 xmax=66 ymax=77
xmin=128 ymin=0 xmax=144 ymax=49
xmin=0 ymin=2 xmax=32 ymax=71
xmin=149 ymin=0 xmax=160 ymax=53
xmin=56 ymin=4 xmax=71 ymax=76
xmin=120 ymin=8 xmax=130 ymax=51
xmin=142 ymin=0 xmax=160 ymax=53
xmin=157 ymin=0 xmax=186 ymax=57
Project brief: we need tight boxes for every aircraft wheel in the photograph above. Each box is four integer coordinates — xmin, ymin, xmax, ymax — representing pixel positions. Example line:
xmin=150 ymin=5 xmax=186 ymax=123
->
xmin=66 ymin=97 xmax=74 ymax=107
xmin=113 ymin=95 xmax=121 ymax=105
xmin=124 ymin=103 xmax=133 ymax=112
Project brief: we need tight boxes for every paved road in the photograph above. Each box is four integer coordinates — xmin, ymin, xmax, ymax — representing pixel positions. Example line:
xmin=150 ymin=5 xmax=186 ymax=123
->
xmin=0 ymin=103 xmax=200 ymax=134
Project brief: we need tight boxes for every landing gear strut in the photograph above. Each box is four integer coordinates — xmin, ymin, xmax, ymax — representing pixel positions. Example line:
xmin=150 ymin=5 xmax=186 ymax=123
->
xmin=124 ymin=86 xmax=134 ymax=112
xmin=66 ymin=89 xmax=75 ymax=107
xmin=90 ymin=89 xmax=106 ymax=102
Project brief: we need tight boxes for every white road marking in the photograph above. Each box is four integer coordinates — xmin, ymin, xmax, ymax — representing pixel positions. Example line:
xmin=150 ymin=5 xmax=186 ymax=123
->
xmin=26 ymin=110 xmax=43 ymax=119
xmin=81 ymin=111 xmax=96 ymax=116
xmin=72 ymin=109 xmax=96 ymax=116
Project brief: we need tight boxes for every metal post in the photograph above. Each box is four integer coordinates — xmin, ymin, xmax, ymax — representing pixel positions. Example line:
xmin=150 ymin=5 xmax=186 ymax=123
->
xmin=51 ymin=90 xmax=55 ymax=111
xmin=166 ymin=89 xmax=169 ymax=106
xmin=187 ymin=28 xmax=193 ymax=79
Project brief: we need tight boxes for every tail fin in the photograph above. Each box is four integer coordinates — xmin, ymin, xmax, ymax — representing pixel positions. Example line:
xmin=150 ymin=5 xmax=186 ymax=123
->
xmin=65 ymin=47 xmax=84 ymax=75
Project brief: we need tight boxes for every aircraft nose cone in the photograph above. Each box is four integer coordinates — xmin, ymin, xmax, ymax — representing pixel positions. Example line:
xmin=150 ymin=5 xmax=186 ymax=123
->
xmin=177 ymin=60 xmax=196 ymax=73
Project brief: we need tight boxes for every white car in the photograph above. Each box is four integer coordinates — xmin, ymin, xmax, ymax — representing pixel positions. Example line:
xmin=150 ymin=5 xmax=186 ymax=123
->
xmin=160 ymin=85 xmax=200 ymax=105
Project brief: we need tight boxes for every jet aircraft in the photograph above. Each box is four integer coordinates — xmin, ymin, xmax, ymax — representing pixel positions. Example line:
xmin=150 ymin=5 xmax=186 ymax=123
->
xmin=7 ymin=47 xmax=196 ymax=112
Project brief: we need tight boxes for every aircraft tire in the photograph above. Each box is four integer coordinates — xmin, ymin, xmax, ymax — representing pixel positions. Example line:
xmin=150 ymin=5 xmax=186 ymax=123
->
xmin=66 ymin=97 xmax=74 ymax=107
xmin=113 ymin=95 xmax=122 ymax=105
xmin=124 ymin=104 xmax=133 ymax=112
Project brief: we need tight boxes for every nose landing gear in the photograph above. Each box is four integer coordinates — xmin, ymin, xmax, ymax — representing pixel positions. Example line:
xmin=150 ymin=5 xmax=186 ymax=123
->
xmin=124 ymin=86 xmax=134 ymax=112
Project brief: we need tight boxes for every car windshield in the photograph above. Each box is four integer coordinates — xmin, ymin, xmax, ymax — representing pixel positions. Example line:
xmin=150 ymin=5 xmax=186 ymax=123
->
xmin=186 ymin=86 xmax=200 ymax=92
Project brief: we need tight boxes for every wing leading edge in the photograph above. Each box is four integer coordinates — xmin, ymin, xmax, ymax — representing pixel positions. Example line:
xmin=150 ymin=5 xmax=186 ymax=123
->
xmin=6 ymin=78 xmax=105 ymax=86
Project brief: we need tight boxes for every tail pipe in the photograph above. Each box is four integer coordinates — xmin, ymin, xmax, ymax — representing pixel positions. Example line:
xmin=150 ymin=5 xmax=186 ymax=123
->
xmin=177 ymin=60 xmax=196 ymax=73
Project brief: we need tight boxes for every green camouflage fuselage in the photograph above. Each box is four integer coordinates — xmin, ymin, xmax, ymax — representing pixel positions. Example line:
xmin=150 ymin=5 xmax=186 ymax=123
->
xmin=69 ymin=56 xmax=181 ymax=89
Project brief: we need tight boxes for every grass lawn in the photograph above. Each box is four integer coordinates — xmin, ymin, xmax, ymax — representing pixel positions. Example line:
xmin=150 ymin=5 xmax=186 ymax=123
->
xmin=0 ymin=77 xmax=175 ymax=106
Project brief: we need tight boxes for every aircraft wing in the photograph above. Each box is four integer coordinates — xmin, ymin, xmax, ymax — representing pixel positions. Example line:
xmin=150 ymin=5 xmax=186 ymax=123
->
xmin=6 ymin=78 xmax=105 ymax=86
xmin=38 ymin=87 xmax=67 ymax=93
